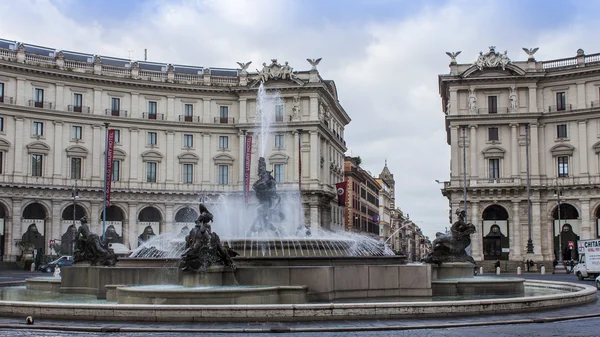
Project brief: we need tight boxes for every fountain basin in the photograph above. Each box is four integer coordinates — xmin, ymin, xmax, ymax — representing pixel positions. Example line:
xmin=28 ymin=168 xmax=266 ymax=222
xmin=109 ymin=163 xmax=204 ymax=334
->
xmin=25 ymin=277 xmax=61 ymax=292
xmin=432 ymin=277 xmax=524 ymax=296
xmin=0 ymin=280 xmax=595 ymax=322
xmin=114 ymin=285 xmax=308 ymax=305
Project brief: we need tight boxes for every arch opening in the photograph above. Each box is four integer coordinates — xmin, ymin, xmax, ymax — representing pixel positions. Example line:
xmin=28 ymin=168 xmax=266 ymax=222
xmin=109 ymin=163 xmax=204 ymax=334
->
xmin=482 ymin=205 xmax=509 ymax=261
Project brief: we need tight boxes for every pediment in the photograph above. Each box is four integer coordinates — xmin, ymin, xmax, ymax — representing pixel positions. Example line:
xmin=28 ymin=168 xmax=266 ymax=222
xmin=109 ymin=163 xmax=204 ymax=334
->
xmin=113 ymin=148 xmax=126 ymax=160
xmin=550 ymin=144 xmax=574 ymax=156
xmin=26 ymin=141 xmax=50 ymax=154
xmin=178 ymin=152 xmax=199 ymax=164
xmin=461 ymin=63 xmax=526 ymax=78
xmin=65 ymin=145 xmax=88 ymax=158
xmin=141 ymin=150 xmax=163 ymax=162
xmin=482 ymin=146 xmax=506 ymax=158
xmin=0 ymin=138 xmax=10 ymax=151
xmin=268 ymin=153 xmax=289 ymax=164
xmin=213 ymin=153 xmax=234 ymax=165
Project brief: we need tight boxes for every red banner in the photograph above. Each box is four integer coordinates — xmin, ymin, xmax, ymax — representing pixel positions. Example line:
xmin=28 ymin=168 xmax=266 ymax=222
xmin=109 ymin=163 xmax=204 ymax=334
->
xmin=336 ymin=181 xmax=347 ymax=207
xmin=244 ymin=135 xmax=252 ymax=205
xmin=105 ymin=130 xmax=116 ymax=206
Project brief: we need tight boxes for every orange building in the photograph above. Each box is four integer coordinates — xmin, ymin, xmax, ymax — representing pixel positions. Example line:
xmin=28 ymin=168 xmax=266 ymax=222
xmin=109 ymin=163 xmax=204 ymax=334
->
xmin=343 ymin=157 xmax=381 ymax=237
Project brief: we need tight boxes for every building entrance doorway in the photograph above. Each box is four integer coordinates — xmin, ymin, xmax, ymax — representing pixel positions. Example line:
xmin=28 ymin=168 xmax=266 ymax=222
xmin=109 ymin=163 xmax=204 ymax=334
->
xmin=482 ymin=205 xmax=509 ymax=260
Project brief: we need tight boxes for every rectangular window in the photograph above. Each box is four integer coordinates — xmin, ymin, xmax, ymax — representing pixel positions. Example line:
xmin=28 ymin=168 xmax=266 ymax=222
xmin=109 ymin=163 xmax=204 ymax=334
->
xmin=146 ymin=162 xmax=157 ymax=182
xmin=0 ymin=151 xmax=3 ymax=174
xmin=274 ymin=164 xmax=284 ymax=183
xmin=488 ymin=127 xmax=499 ymax=141
xmin=183 ymin=134 xmax=193 ymax=147
xmin=557 ymin=124 xmax=568 ymax=138
xmin=218 ymin=165 xmax=228 ymax=185
xmin=0 ymin=116 xmax=4 ymax=132
xmin=148 ymin=132 xmax=157 ymax=145
xmin=489 ymin=158 xmax=500 ymax=179
xmin=488 ymin=96 xmax=498 ymax=113
xmin=71 ymin=126 xmax=82 ymax=140
xmin=73 ymin=93 xmax=82 ymax=112
xmin=275 ymin=104 xmax=284 ymax=121
xmin=33 ymin=121 xmax=44 ymax=136
xmin=112 ymin=129 xmax=121 ymax=143
xmin=148 ymin=101 xmax=157 ymax=119
xmin=70 ymin=157 xmax=82 ymax=179
xmin=275 ymin=134 xmax=284 ymax=148
xmin=219 ymin=106 xmax=228 ymax=123
xmin=34 ymin=88 xmax=44 ymax=103
xmin=183 ymin=164 xmax=193 ymax=184
xmin=112 ymin=160 xmax=120 ymax=181
xmin=0 ymin=82 xmax=4 ymax=102
xmin=111 ymin=97 xmax=120 ymax=115
xmin=218 ymin=136 xmax=229 ymax=149
xmin=31 ymin=154 xmax=43 ymax=177
xmin=556 ymin=92 xmax=566 ymax=111
xmin=184 ymin=104 xmax=193 ymax=121
xmin=558 ymin=156 xmax=569 ymax=177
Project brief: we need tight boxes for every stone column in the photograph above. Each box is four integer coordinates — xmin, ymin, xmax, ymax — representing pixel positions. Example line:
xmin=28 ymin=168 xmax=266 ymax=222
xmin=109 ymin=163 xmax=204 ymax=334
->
xmin=128 ymin=203 xmax=138 ymax=249
xmin=130 ymin=92 xmax=139 ymax=118
xmin=90 ymin=202 xmax=100 ymax=236
xmin=165 ymin=204 xmax=174 ymax=233
xmin=91 ymin=125 xmax=102 ymax=179
xmin=450 ymin=126 xmax=460 ymax=179
xmin=579 ymin=120 xmax=589 ymax=176
xmin=528 ymin=86 xmax=538 ymax=112
xmin=449 ymin=89 xmax=458 ymax=115
xmin=53 ymin=121 xmax=63 ymax=178
xmin=238 ymin=131 xmax=245 ymax=184
xmin=309 ymin=96 xmax=319 ymax=121
xmin=511 ymin=200 xmax=522 ymax=261
xmin=581 ymin=199 xmax=591 ymax=239
xmin=510 ymin=123 xmax=519 ymax=177
xmin=239 ymin=98 xmax=247 ymax=123
xmin=530 ymin=124 xmax=539 ymax=177
xmin=203 ymin=99 xmax=211 ymax=124
xmin=13 ymin=117 xmax=24 ymax=175
xmin=54 ymin=83 xmax=64 ymax=111
xmin=166 ymin=130 xmax=175 ymax=182
xmin=309 ymin=131 xmax=319 ymax=182
xmin=577 ymin=82 xmax=586 ymax=109
xmin=167 ymin=95 xmax=175 ymax=121
xmin=93 ymin=88 xmax=102 ymax=115
xmin=129 ymin=128 xmax=139 ymax=181
xmin=16 ymin=77 xmax=26 ymax=106
xmin=293 ymin=130 xmax=300 ymax=183
xmin=538 ymin=124 xmax=546 ymax=177
xmin=469 ymin=125 xmax=478 ymax=178
xmin=6 ymin=199 xmax=21 ymax=261
xmin=202 ymin=133 xmax=211 ymax=183
xmin=470 ymin=202 xmax=482 ymax=261
xmin=50 ymin=200 xmax=61 ymax=253
xmin=532 ymin=201 xmax=542 ymax=256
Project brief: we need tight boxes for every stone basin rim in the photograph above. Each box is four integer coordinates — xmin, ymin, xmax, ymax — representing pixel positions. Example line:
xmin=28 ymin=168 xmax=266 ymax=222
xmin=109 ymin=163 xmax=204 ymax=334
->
xmin=2 ymin=279 xmax=595 ymax=309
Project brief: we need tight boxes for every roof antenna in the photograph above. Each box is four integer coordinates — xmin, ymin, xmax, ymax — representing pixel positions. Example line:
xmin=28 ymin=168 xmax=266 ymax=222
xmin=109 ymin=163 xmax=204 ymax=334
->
xmin=144 ymin=49 xmax=147 ymax=61
xmin=128 ymin=50 xmax=134 ymax=60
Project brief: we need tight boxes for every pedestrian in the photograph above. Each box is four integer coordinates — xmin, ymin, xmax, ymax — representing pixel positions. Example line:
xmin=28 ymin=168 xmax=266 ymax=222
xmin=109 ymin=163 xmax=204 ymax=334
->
xmin=526 ymin=259 xmax=530 ymax=272
xmin=494 ymin=259 xmax=500 ymax=271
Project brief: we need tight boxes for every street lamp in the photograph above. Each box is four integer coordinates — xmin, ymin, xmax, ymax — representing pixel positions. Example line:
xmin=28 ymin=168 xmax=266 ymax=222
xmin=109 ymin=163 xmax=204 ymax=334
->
xmin=71 ymin=181 xmax=79 ymax=225
xmin=554 ymin=181 xmax=563 ymax=264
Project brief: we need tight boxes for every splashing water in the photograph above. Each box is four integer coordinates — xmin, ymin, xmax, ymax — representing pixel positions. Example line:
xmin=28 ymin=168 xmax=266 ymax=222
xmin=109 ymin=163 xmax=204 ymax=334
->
xmin=256 ymin=82 xmax=282 ymax=157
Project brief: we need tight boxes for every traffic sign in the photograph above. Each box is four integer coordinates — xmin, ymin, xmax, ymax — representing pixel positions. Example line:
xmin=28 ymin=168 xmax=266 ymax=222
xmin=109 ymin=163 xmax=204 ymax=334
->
xmin=568 ymin=241 xmax=575 ymax=249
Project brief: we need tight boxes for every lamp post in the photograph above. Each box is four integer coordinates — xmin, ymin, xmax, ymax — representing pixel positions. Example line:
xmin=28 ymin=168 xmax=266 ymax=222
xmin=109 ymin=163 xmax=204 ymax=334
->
xmin=461 ymin=126 xmax=468 ymax=219
xmin=555 ymin=181 xmax=563 ymax=263
xmin=524 ymin=123 xmax=534 ymax=254
xmin=71 ymin=181 xmax=79 ymax=255
xmin=102 ymin=122 xmax=110 ymax=241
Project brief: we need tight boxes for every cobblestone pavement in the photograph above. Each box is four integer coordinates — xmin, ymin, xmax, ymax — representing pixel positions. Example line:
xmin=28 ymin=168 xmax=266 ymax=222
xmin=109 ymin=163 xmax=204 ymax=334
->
xmin=0 ymin=271 xmax=597 ymax=335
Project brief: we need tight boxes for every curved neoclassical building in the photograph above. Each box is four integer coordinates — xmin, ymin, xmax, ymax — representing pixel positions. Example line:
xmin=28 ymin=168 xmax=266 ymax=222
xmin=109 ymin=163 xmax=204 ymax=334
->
xmin=0 ymin=39 xmax=349 ymax=261
xmin=439 ymin=47 xmax=600 ymax=270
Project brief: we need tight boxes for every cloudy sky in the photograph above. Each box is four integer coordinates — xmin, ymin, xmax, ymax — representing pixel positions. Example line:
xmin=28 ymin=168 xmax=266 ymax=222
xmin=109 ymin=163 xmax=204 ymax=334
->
xmin=1 ymin=0 xmax=598 ymax=238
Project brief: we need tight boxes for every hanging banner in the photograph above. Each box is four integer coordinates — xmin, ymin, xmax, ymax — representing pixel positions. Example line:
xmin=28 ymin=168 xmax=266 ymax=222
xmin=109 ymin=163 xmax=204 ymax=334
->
xmin=105 ymin=129 xmax=116 ymax=206
xmin=244 ymin=135 xmax=253 ymax=205
xmin=336 ymin=181 xmax=347 ymax=207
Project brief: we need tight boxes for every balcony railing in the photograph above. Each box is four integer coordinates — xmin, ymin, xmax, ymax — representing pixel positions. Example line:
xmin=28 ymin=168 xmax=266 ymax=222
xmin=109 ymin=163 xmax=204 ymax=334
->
xmin=68 ymin=105 xmax=90 ymax=113
xmin=142 ymin=112 xmax=164 ymax=120
xmin=547 ymin=104 xmax=573 ymax=112
xmin=477 ymin=107 xmax=509 ymax=114
xmin=179 ymin=115 xmax=201 ymax=123
xmin=214 ymin=117 xmax=235 ymax=124
xmin=28 ymin=100 xmax=53 ymax=109
xmin=0 ymin=96 xmax=13 ymax=104
xmin=105 ymin=109 xmax=128 ymax=117
xmin=590 ymin=100 xmax=600 ymax=108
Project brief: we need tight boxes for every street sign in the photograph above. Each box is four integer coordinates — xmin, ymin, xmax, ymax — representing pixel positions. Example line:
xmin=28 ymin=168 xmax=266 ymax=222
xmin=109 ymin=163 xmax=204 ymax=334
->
xmin=568 ymin=241 xmax=575 ymax=249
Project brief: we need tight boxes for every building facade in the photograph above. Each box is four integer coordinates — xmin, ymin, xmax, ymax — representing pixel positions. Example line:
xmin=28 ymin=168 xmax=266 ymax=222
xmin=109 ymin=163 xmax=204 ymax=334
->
xmin=0 ymin=39 xmax=350 ymax=261
xmin=343 ymin=157 xmax=381 ymax=237
xmin=440 ymin=46 xmax=600 ymax=268
xmin=376 ymin=163 xmax=395 ymax=242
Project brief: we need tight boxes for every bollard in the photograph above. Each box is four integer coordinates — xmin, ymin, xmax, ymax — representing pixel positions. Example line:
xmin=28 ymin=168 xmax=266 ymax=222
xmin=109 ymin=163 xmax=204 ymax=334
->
xmin=480 ymin=267 xmax=484 ymax=275
xmin=496 ymin=267 xmax=501 ymax=275
xmin=30 ymin=263 xmax=35 ymax=272
xmin=540 ymin=266 xmax=546 ymax=275
xmin=517 ymin=266 xmax=522 ymax=275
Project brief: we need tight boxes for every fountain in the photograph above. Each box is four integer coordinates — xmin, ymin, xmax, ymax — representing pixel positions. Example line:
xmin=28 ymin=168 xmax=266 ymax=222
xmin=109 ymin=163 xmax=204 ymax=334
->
xmin=0 ymin=81 xmax=596 ymax=323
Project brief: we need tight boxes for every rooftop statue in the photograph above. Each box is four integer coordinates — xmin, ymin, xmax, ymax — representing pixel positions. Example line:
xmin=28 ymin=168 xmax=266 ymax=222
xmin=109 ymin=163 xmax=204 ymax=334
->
xmin=257 ymin=59 xmax=298 ymax=82
xmin=179 ymin=204 xmax=237 ymax=272
xmin=422 ymin=209 xmax=476 ymax=265
xmin=474 ymin=46 xmax=511 ymax=71
xmin=73 ymin=216 xmax=117 ymax=266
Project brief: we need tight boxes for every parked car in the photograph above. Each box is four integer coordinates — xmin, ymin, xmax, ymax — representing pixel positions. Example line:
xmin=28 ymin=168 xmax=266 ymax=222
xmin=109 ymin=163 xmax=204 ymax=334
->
xmin=39 ymin=256 xmax=73 ymax=273
xmin=595 ymin=275 xmax=600 ymax=290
